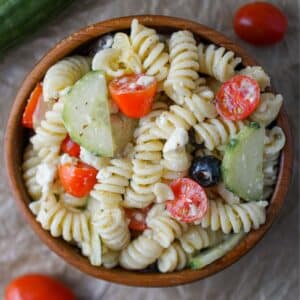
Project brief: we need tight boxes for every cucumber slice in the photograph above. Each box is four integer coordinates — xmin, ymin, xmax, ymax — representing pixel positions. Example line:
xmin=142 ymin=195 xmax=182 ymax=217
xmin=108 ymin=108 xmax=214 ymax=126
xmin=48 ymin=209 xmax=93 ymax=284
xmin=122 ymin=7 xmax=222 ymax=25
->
xmin=188 ymin=232 xmax=245 ymax=270
xmin=62 ymin=71 xmax=114 ymax=156
xmin=221 ymin=122 xmax=265 ymax=201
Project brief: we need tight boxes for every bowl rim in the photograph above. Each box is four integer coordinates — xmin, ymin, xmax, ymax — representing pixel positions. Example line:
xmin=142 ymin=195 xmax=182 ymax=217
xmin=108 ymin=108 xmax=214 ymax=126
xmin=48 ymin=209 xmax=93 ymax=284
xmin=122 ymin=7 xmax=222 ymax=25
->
xmin=4 ymin=15 xmax=294 ymax=287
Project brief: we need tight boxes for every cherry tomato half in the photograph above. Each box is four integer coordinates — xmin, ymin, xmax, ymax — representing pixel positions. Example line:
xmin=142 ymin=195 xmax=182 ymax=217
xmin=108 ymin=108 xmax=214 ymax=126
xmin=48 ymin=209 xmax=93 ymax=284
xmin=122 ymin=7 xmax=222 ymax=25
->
xmin=109 ymin=74 xmax=157 ymax=118
xmin=234 ymin=2 xmax=287 ymax=46
xmin=22 ymin=83 xmax=42 ymax=128
xmin=5 ymin=274 xmax=75 ymax=300
xmin=166 ymin=178 xmax=208 ymax=223
xmin=61 ymin=135 xmax=81 ymax=157
xmin=216 ymin=75 xmax=260 ymax=120
xmin=124 ymin=206 xmax=151 ymax=231
xmin=58 ymin=162 xmax=98 ymax=197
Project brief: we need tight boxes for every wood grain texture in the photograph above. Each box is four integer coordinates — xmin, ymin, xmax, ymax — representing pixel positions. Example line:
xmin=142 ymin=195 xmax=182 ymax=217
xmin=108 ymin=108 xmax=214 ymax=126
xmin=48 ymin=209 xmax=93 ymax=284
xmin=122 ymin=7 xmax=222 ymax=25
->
xmin=4 ymin=15 xmax=293 ymax=287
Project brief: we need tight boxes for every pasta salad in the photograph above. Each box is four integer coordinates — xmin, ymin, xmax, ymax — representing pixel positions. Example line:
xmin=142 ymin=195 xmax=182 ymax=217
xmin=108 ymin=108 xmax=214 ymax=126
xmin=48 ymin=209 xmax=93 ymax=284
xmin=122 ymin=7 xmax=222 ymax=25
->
xmin=21 ymin=19 xmax=286 ymax=272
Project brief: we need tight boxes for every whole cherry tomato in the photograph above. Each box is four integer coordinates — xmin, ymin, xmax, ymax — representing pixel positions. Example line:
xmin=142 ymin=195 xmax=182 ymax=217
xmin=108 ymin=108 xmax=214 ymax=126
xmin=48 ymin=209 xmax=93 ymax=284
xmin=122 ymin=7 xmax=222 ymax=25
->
xmin=166 ymin=178 xmax=208 ymax=223
xmin=61 ymin=135 xmax=81 ymax=157
xmin=109 ymin=74 xmax=157 ymax=118
xmin=216 ymin=75 xmax=260 ymax=120
xmin=59 ymin=161 xmax=98 ymax=197
xmin=5 ymin=274 xmax=75 ymax=300
xmin=234 ymin=2 xmax=287 ymax=46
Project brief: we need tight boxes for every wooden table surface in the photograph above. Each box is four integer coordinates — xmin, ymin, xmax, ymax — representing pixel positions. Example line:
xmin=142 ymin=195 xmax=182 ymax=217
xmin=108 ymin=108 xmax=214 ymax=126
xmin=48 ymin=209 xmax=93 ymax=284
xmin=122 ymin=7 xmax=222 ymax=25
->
xmin=0 ymin=1 xmax=298 ymax=299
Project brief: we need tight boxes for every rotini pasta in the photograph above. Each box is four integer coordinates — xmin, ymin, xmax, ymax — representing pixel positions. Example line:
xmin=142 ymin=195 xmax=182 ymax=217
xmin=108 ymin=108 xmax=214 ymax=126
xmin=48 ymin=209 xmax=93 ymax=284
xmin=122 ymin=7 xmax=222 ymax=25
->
xmin=164 ymin=30 xmax=199 ymax=104
xmin=152 ymin=87 xmax=216 ymax=140
xmin=92 ymin=207 xmax=130 ymax=251
xmin=157 ymin=241 xmax=187 ymax=273
xmin=200 ymin=199 xmax=268 ymax=234
xmin=147 ymin=212 xmax=188 ymax=248
xmin=178 ymin=225 xmax=224 ymax=254
xmin=250 ymin=93 xmax=283 ymax=126
xmin=131 ymin=19 xmax=169 ymax=82
xmin=112 ymin=32 xmax=142 ymax=74
xmin=43 ymin=56 xmax=91 ymax=101
xmin=198 ymin=43 xmax=241 ymax=82
xmin=36 ymin=193 xmax=91 ymax=243
xmin=264 ymin=126 xmax=286 ymax=156
xmin=238 ymin=66 xmax=270 ymax=91
xmin=91 ymin=158 xmax=132 ymax=208
xmin=263 ymin=127 xmax=286 ymax=199
xmin=119 ymin=230 xmax=163 ymax=270
xmin=31 ymin=101 xmax=67 ymax=150
xmin=22 ymin=145 xmax=42 ymax=200
xmin=124 ymin=101 xmax=168 ymax=208
xmin=193 ymin=117 xmax=246 ymax=150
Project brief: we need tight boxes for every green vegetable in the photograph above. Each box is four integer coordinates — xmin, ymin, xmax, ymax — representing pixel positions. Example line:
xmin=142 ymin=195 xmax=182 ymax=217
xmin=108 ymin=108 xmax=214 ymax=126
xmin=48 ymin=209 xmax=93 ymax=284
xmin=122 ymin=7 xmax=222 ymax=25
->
xmin=63 ymin=71 xmax=136 ymax=157
xmin=0 ymin=0 xmax=73 ymax=55
xmin=63 ymin=71 xmax=114 ymax=157
xmin=111 ymin=114 xmax=137 ymax=156
xmin=221 ymin=122 xmax=265 ymax=201
xmin=188 ymin=232 xmax=246 ymax=269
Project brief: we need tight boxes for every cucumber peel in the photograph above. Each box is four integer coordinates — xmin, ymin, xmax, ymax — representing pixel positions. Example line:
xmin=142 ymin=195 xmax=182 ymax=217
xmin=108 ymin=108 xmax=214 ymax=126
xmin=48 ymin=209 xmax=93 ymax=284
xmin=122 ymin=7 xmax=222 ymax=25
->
xmin=62 ymin=71 xmax=114 ymax=156
xmin=221 ymin=122 xmax=265 ymax=201
xmin=188 ymin=232 xmax=246 ymax=269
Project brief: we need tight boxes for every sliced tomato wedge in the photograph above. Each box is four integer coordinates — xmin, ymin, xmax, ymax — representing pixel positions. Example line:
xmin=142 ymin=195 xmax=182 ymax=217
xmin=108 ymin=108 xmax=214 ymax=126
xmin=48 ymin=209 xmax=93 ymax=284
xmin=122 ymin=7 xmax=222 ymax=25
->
xmin=22 ymin=83 xmax=43 ymax=128
xmin=216 ymin=75 xmax=260 ymax=120
xmin=61 ymin=135 xmax=81 ymax=157
xmin=166 ymin=178 xmax=208 ymax=223
xmin=58 ymin=162 xmax=97 ymax=197
xmin=124 ymin=206 xmax=151 ymax=231
xmin=109 ymin=74 xmax=157 ymax=118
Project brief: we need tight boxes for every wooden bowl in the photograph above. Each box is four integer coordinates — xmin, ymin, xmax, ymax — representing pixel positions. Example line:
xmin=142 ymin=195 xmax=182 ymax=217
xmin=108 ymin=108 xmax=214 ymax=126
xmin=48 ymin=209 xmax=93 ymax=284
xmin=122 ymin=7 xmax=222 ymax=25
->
xmin=5 ymin=15 xmax=293 ymax=287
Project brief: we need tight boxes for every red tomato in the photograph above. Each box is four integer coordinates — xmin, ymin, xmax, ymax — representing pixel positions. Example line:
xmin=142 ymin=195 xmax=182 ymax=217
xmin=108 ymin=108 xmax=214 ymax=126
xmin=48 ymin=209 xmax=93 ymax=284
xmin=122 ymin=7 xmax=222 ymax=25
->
xmin=125 ymin=206 xmax=151 ymax=231
xmin=216 ymin=75 xmax=260 ymax=120
xmin=234 ymin=2 xmax=287 ymax=46
xmin=166 ymin=178 xmax=208 ymax=223
xmin=22 ymin=83 xmax=42 ymax=128
xmin=58 ymin=162 xmax=98 ymax=197
xmin=109 ymin=74 xmax=157 ymax=118
xmin=61 ymin=135 xmax=81 ymax=157
xmin=5 ymin=274 xmax=75 ymax=300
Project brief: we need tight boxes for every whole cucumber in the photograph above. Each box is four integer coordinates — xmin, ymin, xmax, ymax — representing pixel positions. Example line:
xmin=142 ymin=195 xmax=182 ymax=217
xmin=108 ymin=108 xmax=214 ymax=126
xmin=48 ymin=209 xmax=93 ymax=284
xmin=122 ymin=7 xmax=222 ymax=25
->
xmin=0 ymin=0 xmax=73 ymax=55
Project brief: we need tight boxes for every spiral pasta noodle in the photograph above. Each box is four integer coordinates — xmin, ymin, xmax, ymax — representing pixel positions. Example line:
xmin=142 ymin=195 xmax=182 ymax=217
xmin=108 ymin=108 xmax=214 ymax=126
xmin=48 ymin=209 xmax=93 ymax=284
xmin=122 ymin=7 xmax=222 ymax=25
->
xmin=264 ymin=126 xmax=286 ymax=156
xmin=91 ymin=158 xmax=132 ymax=208
xmin=164 ymin=30 xmax=199 ymax=104
xmin=124 ymin=101 xmax=168 ymax=208
xmin=147 ymin=213 xmax=188 ymax=248
xmin=198 ymin=43 xmax=241 ymax=82
xmin=102 ymin=246 xmax=120 ymax=268
xmin=200 ymin=199 xmax=268 ymax=234
xmin=92 ymin=207 xmax=130 ymax=251
xmin=31 ymin=101 xmax=67 ymax=151
xmin=251 ymin=93 xmax=283 ymax=126
xmin=22 ymin=145 xmax=42 ymax=200
xmin=43 ymin=56 xmax=91 ymax=101
xmin=161 ymin=146 xmax=191 ymax=181
xmin=157 ymin=242 xmax=187 ymax=273
xmin=36 ymin=193 xmax=91 ymax=243
xmin=193 ymin=117 xmax=246 ymax=150
xmin=152 ymin=87 xmax=216 ymax=140
xmin=178 ymin=225 xmax=224 ymax=254
xmin=263 ymin=127 xmax=286 ymax=199
xmin=238 ymin=66 xmax=270 ymax=91
xmin=119 ymin=230 xmax=163 ymax=270
xmin=130 ymin=19 xmax=169 ymax=82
